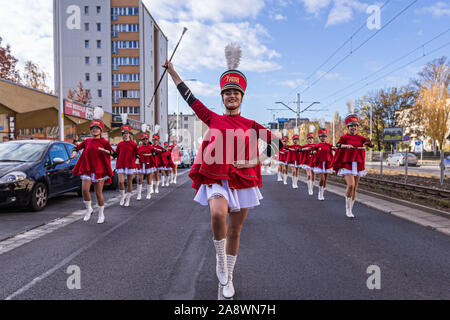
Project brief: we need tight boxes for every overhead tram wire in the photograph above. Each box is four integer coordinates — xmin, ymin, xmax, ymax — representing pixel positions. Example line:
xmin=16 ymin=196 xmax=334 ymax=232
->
xmin=300 ymin=0 xmax=419 ymax=95
xmin=320 ymin=41 xmax=450 ymax=110
xmin=279 ymin=0 xmax=392 ymax=103
xmin=320 ymin=28 xmax=450 ymax=103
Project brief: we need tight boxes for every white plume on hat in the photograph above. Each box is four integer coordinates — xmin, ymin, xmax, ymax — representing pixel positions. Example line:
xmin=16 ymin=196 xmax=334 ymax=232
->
xmin=294 ymin=128 xmax=299 ymax=135
xmin=93 ymin=107 xmax=104 ymax=120
xmin=154 ymin=124 xmax=161 ymax=134
xmin=346 ymin=99 xmax=355 ymax=114
xmin=282 ymin=128 xmax=287 ymax=136
xmin=318 ymin=119 xmax=325 ymax=128
xmin=225 ymin=43 xmax=242 ymax=70
xmin=309 ymin=125 xmax=315 ymax=133
xmin=141 ymin=123 xmax=148 ymax=133
xmin=120 ymin=113 xmax=128 ymax=125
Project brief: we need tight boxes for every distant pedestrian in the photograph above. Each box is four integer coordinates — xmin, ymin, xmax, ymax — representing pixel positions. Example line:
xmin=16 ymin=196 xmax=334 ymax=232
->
xmin=71 ymin=120 xmax=115 ymax=224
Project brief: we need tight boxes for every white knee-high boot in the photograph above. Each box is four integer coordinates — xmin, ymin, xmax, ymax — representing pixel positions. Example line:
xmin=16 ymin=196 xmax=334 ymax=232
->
xmin=119 ymin=189 xmax=125 ymax=206
xmin=136 ymin=184 xmax=143 ymax=200
xmin=155 ymin=180 xmax=160 ymax=193
xmin=97 ymin=206 xmax=105 ymax=224
xmin=124 ymin=192 xmax=132 ymax=207
xmin=161 ymin=175 xmax=165 ymax=187
xmin=345 ymin=197 xmax=354 ymax=218
xmin=83 ymin=200 xmax=93 ymax=221
xmin=146 ymin=184 xmax=152 ymax=199
xmin=213 ymin=239 xmax=228 ymax=286
xmin=277 ymin=171 xmax=282 ymax=181
xmin=222 ymin=255 xmax=237 ymax=298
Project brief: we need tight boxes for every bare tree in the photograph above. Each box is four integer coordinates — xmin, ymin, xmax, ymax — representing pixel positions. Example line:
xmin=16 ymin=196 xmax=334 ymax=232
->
xmin=0 ymin=36 xmax=21 ymax=83
xmin=67 ymin=81 xmax=92 ymax=106
xmin=23 ymin=60 xmax=51 ymax=93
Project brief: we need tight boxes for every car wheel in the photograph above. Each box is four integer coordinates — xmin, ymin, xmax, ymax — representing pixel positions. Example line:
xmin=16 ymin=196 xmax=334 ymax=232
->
xmin=29 ymin=182 xmax=48 ymax=211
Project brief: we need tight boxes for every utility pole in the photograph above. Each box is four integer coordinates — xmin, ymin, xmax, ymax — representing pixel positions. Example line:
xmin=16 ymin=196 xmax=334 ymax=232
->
xmin=55 ymin=0 xmax=65 ymax=141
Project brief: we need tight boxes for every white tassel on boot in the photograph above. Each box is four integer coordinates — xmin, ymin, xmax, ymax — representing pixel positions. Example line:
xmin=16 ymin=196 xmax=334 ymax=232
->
xmin=119 ymin=189 xmax=126 ymax=206
xmin=124 ymin=192 xmax=132 ymax=207
xmin=97 ymin=206 xmax=105 ymax=224
xmin=136 ymin=184 xmax=143 ymax=200
xmin=146 ymin=185 xmax=152 ymax=199
xmin=155 ymin=180 xmax=160 ymax=193
xmin=222 ymin=255 xmax=237 ymax=299
xmin=213 ymin=239 xmax=228 ymax=286
xmin=83 ymin=200 xmax=93 ymax=221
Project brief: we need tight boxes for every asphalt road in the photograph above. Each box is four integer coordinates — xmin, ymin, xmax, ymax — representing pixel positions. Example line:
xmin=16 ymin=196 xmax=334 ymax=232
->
xmin=1 ymin=171 xmax=449 ymax=300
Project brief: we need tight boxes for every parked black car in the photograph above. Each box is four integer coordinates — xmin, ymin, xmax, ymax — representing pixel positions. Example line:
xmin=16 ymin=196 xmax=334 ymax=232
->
xmin=0 ymin=140 xmax=82 ymax=211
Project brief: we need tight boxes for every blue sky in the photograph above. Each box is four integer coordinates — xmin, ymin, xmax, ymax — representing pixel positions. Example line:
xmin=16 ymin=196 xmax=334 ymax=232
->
xmin=0 ymin=0 xmax=449 ymax=126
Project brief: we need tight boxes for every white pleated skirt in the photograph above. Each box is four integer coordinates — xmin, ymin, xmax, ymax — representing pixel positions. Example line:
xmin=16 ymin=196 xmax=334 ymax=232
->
xmin=194 ymin=180 xmax=263 ymax=212
xmin=139 ymin=164 xmax=157 ymax=174
xmin=337 ymin=162 xmax=366 ymax=177
xmin=116 ymin=168 xmax=138 ymax=175
xmin=313 ymin=161 xmax=334 ymax=174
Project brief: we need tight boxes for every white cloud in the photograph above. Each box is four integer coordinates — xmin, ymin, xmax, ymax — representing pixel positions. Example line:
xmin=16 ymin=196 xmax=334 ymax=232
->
xmin=271 ymin=13 xmax=287 ymax=20
xmin=297 ymin=0 xmax=369 ymax=26
xmin=143 ymin=0 xmax=281 ymax=73
xmin=415 ymin=2 xmax=450 ymax=18
xmin=0 ymin=0 xmax=54 ymax=89
xmin=278 ymin=78 xmax=307 ymax=88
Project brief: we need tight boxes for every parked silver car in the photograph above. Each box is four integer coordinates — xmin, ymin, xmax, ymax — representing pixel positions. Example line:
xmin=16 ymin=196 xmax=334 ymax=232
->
xmin=385 ymin=153 xmax=418 ymax=166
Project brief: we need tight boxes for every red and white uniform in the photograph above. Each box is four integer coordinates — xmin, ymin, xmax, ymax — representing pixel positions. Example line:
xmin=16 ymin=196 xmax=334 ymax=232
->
xmin=278 ymin=145 xmax=289 ymax=165
xmin=332 ymin=134 xmax=369 ymax=176
xmin=188 ymin=99 xmax=275 ymax=212
xmin=301 ymin=143 xmax=316 ymax=170
xmin=287 ymin=144 xmax=302 ymax=167
xmin=137 ymin=144 xmax=157 ymax=174
xmin=171 ymin=144 xmax=182 ymax=165
xmin=115 ymin=140 xmax=138 ymax=174
xmin=162 ymin=144 xmax=175 ymax=170
xmin=152 ymin=143 xmax=166 ymax=170
xmin=73 ymin=138 xmax=114 ymax=184
xmin=312 ymin=143 xmax=334 ymax=174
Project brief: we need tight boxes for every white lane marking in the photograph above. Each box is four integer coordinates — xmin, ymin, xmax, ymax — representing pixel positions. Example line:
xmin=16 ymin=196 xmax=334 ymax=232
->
xmin=0 ymin=170 xmax=190 ymax=255
xmin=5 ymin=170 xmax=190 ymax=300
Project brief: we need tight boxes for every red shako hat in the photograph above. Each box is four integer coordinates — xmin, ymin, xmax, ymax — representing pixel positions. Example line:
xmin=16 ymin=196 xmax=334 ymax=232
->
xmin=140 ymin=133 xmax=149 ymax=140
xmin=220 ymin=43 xmax=247 ymax=95
xmin=292 ymin=135 xmax=299 ymax=140
xmin=152 ymin=134 xmax=160 ymax=140
xmin=90 ymin=120 xmax=104 ymax=131
xmin=282 ymin=136 xmax=289 ymax=142
xmin=318 ymin=128 xmax=328 ymax=137
xmin=121 ymin=125 xmax=132 ymax=133
xmin=163 ymin=142 xmax=169 ymax=147
xmin=307 ymin=133 xmax=315 ymax=139
xmin=345 ymin=114 xmax=359 ymax=127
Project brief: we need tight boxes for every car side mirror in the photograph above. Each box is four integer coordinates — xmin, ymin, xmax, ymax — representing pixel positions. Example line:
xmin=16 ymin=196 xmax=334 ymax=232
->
xmin=53 ymin=157 xmax=65 ymax=165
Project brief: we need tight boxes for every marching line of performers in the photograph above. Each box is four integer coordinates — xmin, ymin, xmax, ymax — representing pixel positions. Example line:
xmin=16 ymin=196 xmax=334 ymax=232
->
xmin=276 ymin=113 xmax=374 ymax=219
xmin=70 ymin=121 xmax=182 ymax=224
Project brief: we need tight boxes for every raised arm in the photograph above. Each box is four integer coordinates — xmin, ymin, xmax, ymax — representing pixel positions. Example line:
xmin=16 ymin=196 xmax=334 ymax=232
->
xmin=163 ymin=60 xmax=214 ymax=126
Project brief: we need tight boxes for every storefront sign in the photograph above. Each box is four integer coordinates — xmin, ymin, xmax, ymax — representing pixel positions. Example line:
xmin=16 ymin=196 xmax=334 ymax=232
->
xmin=64 ymin=100 xmax=94 ymax=120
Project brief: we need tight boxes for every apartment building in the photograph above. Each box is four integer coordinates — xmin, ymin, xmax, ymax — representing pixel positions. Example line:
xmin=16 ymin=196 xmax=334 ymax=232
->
xmin=54 ymin=0 xmax=168 ymax=138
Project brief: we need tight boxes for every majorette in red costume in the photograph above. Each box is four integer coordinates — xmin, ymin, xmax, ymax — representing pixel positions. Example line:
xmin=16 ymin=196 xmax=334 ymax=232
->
xmin=151 ymin=134 xmax=165 ymax=193
xmin=286 ymin=135 xmax=302 ymax=189
xmin=301 ymin=131 xmax=317 ymax=196
xmin=71 ymin=120 xmax=115 ymax=224
xmin=164 ymin=43 xmax=281 ymax=299
xmin=160 ymin=142 xmax=174 ymax=187
xmin=311 ymin=128 xmax=334 ymax=201
xmin=116 ymin=125 xmax=138 ymax=207
xmin=170 ymin=137 xmax=182 ymax=184
xmin=277 ymin=136 xmax=289 ymax=184
xmin=136 ymin=133 xmax=157 ymax=200
xmin=332 ymin=112 xmax=373 ymax=218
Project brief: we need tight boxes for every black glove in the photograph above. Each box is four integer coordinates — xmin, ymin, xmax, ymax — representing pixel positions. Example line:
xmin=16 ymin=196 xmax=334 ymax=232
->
xmin=296 ymin=149 xmax=302 ymax=153
xmin=336 ymin=143 xmax=342 ymax=149
xmin=152 ymin=152 xmax=158 ymax=156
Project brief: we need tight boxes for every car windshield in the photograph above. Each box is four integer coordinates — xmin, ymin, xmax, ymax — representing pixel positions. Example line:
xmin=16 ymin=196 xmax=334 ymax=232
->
xmin=0 ymin=142 xmax=47 ymax=162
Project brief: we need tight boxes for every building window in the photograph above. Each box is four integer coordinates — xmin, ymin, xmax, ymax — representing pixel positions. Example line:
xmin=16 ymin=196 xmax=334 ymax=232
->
xmin=97 ymin=73 xmax=102 ymax=82
xmin=134 ymin=107 xmax=139 ymax=114
xmin=96 ymin=6 xmax=101 ymax=14
xmin=85 ymin=73 xmax=90 ymax=81
xmin=97 ymin=56 xmax=102 ymax=65
xmin=84 ymin=23 xmax=89 ymax=32
xmin=85 ymin=56 xmax=90 ymax=65
xmin=85 ymin=40 xmax=90 ymax=48
xmin=97 ymin=23 xmax=101 ymax=31
xmin=184 ymin=117 xmax=188 ymax=121
xmin=184 ymin=124 xmax=188 ymax=129
xmin=97 ymin=40 xmax=102 ymax=48
xmin=98 ymin=90 xmax=102 ymax=98
xmin=84 ymin=6 xmax=89 ymax=15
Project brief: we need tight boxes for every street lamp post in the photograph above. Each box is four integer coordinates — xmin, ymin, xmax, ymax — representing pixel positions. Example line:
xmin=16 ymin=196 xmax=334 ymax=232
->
xmin=370 ymin=105 xmax=373 ymax=161
xmin=55 ymin=0 xmax=64 ymax=141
